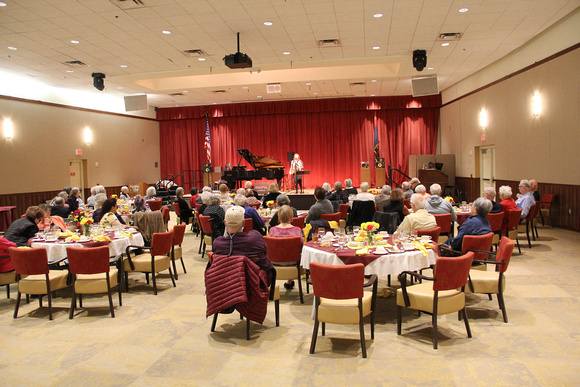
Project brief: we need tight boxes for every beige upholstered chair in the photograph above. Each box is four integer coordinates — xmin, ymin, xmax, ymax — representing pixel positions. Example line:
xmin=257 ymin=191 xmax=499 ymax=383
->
xmin=67 ymin=245 xmax=121 ymax=319
xmin=171 ymin=223 xmax=187 ymax=280
xmin=264 ymin=236 xmax=307 ymax=303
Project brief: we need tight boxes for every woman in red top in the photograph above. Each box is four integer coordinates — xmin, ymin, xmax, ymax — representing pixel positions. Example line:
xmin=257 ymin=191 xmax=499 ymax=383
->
xmin=269 ymin=205 xmax=303 ymax=289
xmin=499 ymin=185 xmax=517 ymax=233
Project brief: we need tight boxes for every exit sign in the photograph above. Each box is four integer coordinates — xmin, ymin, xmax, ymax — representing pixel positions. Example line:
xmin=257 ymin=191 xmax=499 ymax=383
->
xmin=76 ymin=149 xmax=82 ymax=155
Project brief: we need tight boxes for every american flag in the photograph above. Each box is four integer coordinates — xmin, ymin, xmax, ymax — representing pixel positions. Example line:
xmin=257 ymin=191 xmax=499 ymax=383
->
xmin=204 ymin=113 xmax=211 ymax=163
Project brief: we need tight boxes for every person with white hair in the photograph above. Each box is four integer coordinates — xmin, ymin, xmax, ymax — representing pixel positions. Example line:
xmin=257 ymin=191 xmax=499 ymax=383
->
xmin=234 ymin=194 xmax=265 ymax=234
xmin=395 ymin=193 xmax=436 ymax=234
xmin=375 ymin=185 xmax=391 ymax=211
xmin=426 ymin=183 xmax=456 ymax=222
xmin=212 ymin=206 xmax=274 ymax=286
xmin=530 ymin=179 xmax=541 ymax=201
xmin=322 ymin=182 xmax=332 ymax=197
xmin=91 ymin=193 xmax=108 ymax=220
xmin=175 ymin=187 xmax=194 ymax=225
xmin=198 ymin=191 xmax=212 ymax=215
xmin=203 ymin=194 xmax=225 ymax=237
xmin=414 ymin=184 xmax=430 ymax=199
xmin=269 ymin=193 xmax=297 ymax=228
xmin=344 ymin=179 xmax=358 ymax=195
xmin=144 ymin=186 xmax=157 ymax=201
xmin=499 ymin=185 xmax=517 ymax=233
xmin=442 ymin=197 xmax=492 ymax=252
xmin=86 ymin=186 xmax=98 ymax=208
xmin=355 ymin=182 xmax=375 ymax=201
xmin=244 ymin=181 xmax=261 ymax=200
xmin=401 ymin=181 xmax=413 ymax=199
xmin=515 ymin=179 xmax=536 ymax=219
xmin=482 ymin=187 xmax=503 ymax=213
xmin=119 ymin=186 xmax=130 ymax=200
xmin=327 ymin=181 xmax=349 ymax=203
xmin=66 ymin=187 xmax=81 ymax=211
xmin=72 ymin=187 xmax=85 ymax=208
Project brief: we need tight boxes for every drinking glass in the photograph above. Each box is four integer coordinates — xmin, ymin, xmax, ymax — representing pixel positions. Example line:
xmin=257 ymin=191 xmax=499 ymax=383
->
xmin=312 ymin=232 xmax=319 ymax=245
xmin=353 ymin=226 xmax=360 ymax=235
xmin=318 ymin=228 xmax=325 ymax=242
xmin=411 ymin=230 xmax=418 ymax=240
xmin=338 ymin=235 xmax=347 ymax=250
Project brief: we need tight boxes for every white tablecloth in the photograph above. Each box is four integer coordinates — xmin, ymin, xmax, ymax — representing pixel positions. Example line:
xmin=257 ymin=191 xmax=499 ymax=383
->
xmin=31 ymin=233 xmax=145 ymax=263
xmin=300 ymin=244 xmax=437 ymax=276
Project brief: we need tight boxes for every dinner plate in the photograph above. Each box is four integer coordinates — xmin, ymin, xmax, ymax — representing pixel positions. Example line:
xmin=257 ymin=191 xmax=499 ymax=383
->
xmin=332 ymin=243 xmax=340 ymax=247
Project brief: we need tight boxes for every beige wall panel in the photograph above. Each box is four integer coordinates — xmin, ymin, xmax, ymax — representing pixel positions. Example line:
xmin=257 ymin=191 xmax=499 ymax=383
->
xmin=0 ymin=99 xmax=160 ymax=194
xmin=440 ymin=103 xmax=463 ymax=175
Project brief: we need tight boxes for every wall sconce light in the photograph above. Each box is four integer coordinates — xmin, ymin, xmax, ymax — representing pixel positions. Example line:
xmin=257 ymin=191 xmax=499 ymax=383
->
xmin=479 ymin=109 xmax=487 ymax=141
xmin=3 ymin=118 xmax=13 ymax=140
xmin=84 ymin=127 xmax=92 ymax=144
xmin=532 ymin=92 xmax=541 ymax=117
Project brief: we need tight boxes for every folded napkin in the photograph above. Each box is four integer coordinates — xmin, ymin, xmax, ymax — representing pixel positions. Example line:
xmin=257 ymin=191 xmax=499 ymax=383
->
xmin=93 ymin=235 xmax=112 ymax=242
xmin=120 ymin=231 xmax=133 ymax=238
xmin=412 ymin=241 xmax=428 ymax=256
xmin=355 ymin=246 xmax=369 ymax=256
xmin=65 ymin=235 xmax=81 ymax=243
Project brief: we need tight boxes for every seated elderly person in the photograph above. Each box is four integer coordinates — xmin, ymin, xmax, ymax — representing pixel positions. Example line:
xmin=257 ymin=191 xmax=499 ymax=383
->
xmin=189 ymin=187 xmax=199 ymax=208
xmin=262 ymin=183 xmax=281 ymax=208
xmin=442 ymin=197 xmax=492 ymax=252
xmin=374 ymin=185 xmax=391 ymax=211
xmin=203 ymin=194 xmax=225 ymax=237
xmin=245 ymin=189 xmax=260 ymax=206
xmin=322 ymin=182 xmax=332 ymax=197
xmin=96 ymin=198 xmax=125 ymax=227
xmin=86 ymin=186 xmax=98 ymax=209
xmin=4 ymin=206 xmax=45 ymax=246
xmin=212 ymin=206 xmax=274 ymax=286
xmin=133 ymin=195 xmax=147 ymax=213
xmin=530 ymin=179 xmax=541 ymax=202
xmin=344 ymin=179 xmax=358 ymax=195
xmin=144 ymin=186 xmax=157 ymax=201
xmin=410 ymin=177 xmax=421 ymax=192
xmin=119 ymin=186 xmax=130 ymax=200
xmin=401 ymin=181 xmax=413 ymax=199
xmin=395 ymin=194 xmax=436 ymax=234
xmin=50 ymin=196 xmax=71 ymax=218
xmin=327 ymin=181 xmax=349 ymax=204
xmin=72 ymin=187 xmax=84 ymax=208
xmin=234 ymin=194 xmax=266 ymax=235
xmin=355 ymin=182 xmax=375 ymax=201
xmin=65 ymin=188 xmax=79 ymax=212
xmin=515 ymin=179 xmax=536 ymax=219
xmin=383 ymin=188 xmax=406 ymax=223
xmin=269 ymin=205 xmax=303 ymax=290
xmin=245 ymin=181 xmax=261 ymax=200
xmin=218 ymin=184 xmax=230 ymax=203
xmin=50 ymin=191 xmax=69 ymax=207
xmin=414 ymin=184 xmax=430 ymax=199
xmin=269 ymin=194 xmax=298 ymax=228
xmin=175 ymin=187 xmax=193 ymax=225
xmin=198 ymin=192 xmax=211 ymax=217
xmin=305 ymin=187 xmax=334 ymax=224
xmin=482 ymin=186 xmax=503 ymax=213
xmin=426 ymin=183 xmax=457 ymax=222
xmin=499 ymin=185 xmax=518 ymax=233
xmin=91 ymin=193 xmax=108 ymax=221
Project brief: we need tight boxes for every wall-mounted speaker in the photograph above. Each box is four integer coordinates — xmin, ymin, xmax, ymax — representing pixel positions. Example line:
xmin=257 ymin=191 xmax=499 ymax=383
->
xmin=412 ymin=49 xmax=427 ymax=71
xmin=375 ymin=158 xmax=385 ymax=168
xmin=203 ymin=163 xmax=212 ymax=173
xmin=412 ymin=76 xmax=439 ymax=97
xmin=267 ymin=84 xmax=282 ymax=93
xmin=360 ymin=161 xmax=370 ymax=168
xmin=124 ymin=94 xmax=149 ymax=111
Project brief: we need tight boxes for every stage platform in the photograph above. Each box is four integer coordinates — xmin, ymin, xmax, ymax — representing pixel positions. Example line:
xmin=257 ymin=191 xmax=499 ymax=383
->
xmin=284 ymin=190 xmax=315 ymax=211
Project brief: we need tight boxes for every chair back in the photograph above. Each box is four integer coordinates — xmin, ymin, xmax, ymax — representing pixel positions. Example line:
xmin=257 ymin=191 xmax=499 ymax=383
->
xmin=194 ymin=202 xmax=203 ymax=212
xmin=495 ymin=237 xmax=515 ymax=273
xmin=151 ymin=230 xmax=174 ymax=256
xmin=348 ymin=201 xmax=376 ymax=227
xmin=462 ymin=232 xmax=494 ymax=261
xmin=161 ymin=206 xmax=170 ymax=224
xmin=67 ymin=245 xmax=110 ymax=274
xmin=310 ymin=262 xmax=364 ymax=300
xmin=199 ymin=215 xmax=214 ymax=235
xmin=486 ymin=212 xmax=504 ymax=233
xmin=338 ymin=203 xmax=349 ymax=219
xmin=147 ymin=199 xmax=162 ymax=211
xmin=527 ymin=203 xmax=539 ymax=221
xmin=243 ymin=217 xmax=253 ymax=232
xmin=172 ymin=202 xmax=181 ymax=216
xmin=248 ymin=201 xmax=260 ymax=210
xmin=264 ymin=236 xmax=302 ymax=263
xmin=434 ymin=213 xmax=452 ymax=233
xmin=320 ymin=212 xmax=341 ymax=223
xmin=541 ymin=193 xmax=554 ymax=208
xmin=507 ymin=209 xmax=522 ymax=230
xmin=403 ymin=199 xmax=411 ymax=209
xmin=172 ymin=223 xmax=186 ymax=246
xmin=8 ymin=247 xmax=49 ymax=276
xmin=372 ymin=211 xmax=399 ymax=234
xmin=416 ymin=226 xmax=441 ymax=242
xmin=291 ymin=216 xmax=305 ymax=229
xmin=433 ymin=252 xmax=473 ymax=291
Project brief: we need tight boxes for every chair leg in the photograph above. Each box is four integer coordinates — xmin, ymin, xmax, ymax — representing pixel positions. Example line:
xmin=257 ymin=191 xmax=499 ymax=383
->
xmin=498 ymin=290 xmax=508 ymax=323
xmin=488 ymin=294 xmax=493 ymax=300
xmin=359 ymin=319 xmax=367 ymax=358
xmin=124 ymin=272 xmax=129 ymax=292
xmin=246 ymin=318 xmax=250 ymax=340
xmin=397 ymin=306 xmax=402 ymax=335
xmin=168 ymin=267 xmax=177 ymax=287
xmin=69 ymin=286 xmax=76 ymax=320
xmin=14 ymin=291 xmax=21 ymax=319
xmin=297 ymin=270 xmax=304 ymax=303
xmin=526 ymin=223 xmax=532 ymax=248
xmin=516 ymin=239 xmax=521 ymax=254
xmin=5 ymin=284 xmax=9 ymax=298
xmin=79 ymin=294 xmax=83 ymax=309
xmin=388 ymin=274 xmax=391 ymax=287
xmin=180 ymin=258 xmax=187 ymax=274
xmin=462 ymin=307 xmax=472 ymax=338
xmin=322 ymin=322 xmax=325 ymax=336
xmin=432 ymin=293 xmax=438 ymax=349
xmin=118 ymin=281 xmax=122 ymax=306
xmin=309 ymin=320 xmax=319 ymax=354
xmin=106 ymin=274 xmax=115 ymax=318
xmin=275 ymin=300 xmax=279 ymax=327
xmin=145 ymin=273 xmax=150 ymax=284
xmin=211 ymin=313 xmax=218 ymax=332
xmin=172 ymin=257 xmax=179 ymax=280
xmin=47 ymin=291 xmax=53 ymax=321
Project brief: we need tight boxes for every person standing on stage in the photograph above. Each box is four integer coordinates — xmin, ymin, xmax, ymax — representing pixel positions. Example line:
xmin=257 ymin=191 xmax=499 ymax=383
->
xmin=290 ymin=153 xmax=304 ymax=193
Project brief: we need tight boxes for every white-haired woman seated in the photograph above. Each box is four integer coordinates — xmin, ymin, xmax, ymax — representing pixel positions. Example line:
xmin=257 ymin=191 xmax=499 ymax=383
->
xmin=355 ymin=182 xmax=375 ymax=201
xmin=499 ymin=185 xmax=517 ymax=233
xmin=175 ymin=187 xmax=193 ymax=225
xmin=414 ymin=184 xmax=430 ymax=199
xmin=144 ymin=186 xmax=157 ymax=201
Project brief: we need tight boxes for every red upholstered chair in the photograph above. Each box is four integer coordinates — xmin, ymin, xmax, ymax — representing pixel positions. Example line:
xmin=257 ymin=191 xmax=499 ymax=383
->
xmin=403 ymin=199 xmax=411 ymax=209
xmin=320 ymin=212 xmax=341 ymax=224
xmin=147 ymin=199 xmax=162 ymax=211
xmin=309 ymin=262 xmax=378 ymax=358
xmin=486 ymin=212 xmax=504 ymax=249
xmin=540 ymin=193 xmax=555 ymax=227
xmin=518 ymin=204 xmax=539 ymax=248
xmin=338 ymin=203 xmax=349 ymax=228
xmin=462 ymin=232 xmax=494 ymax=263
xmin=243 ymin=217 xmax=253 ymax=232
xmin=506 ymin=209 xmax=523 ymax=254
xmin=264 ymin=236 xmax=307 ymax=303
xmin=67 ymin=246 xmax=120 ymax=319
xmin=124 ymin=230 xmax=175 ymax=295
xmin=434 ymin=213 xmax=453 ymax=243
xmin=172 ymin=202 xmax=193 ymax=225
xmin=416 ymin=227 xmax=441 ymax=243
xmin=171 ymin=223 xmax=187 ymax=280
xmin=161 ymin=206 xmax=170 ymax=231
xmin=9 ymin=247 xmax=69 ymax=320
xmin=248 ymin=201 xmax=260 ymax=210
xmin=397 ymin=252 xmax=474 ymax=349
xmin=466 ymin=237 xmax=515 ymax=323
xmin=198 ymin=215 xmax=214 ymax=258
xmin=291 ymin=216 xmax=305 ymax=229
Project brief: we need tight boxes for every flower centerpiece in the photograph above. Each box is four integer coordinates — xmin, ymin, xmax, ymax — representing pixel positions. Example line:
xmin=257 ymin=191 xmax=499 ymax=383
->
xmin=444 ymin=196 xmax=454 ymax=203
xmin=110 ymin=194 xmax=118 ymax=199
xmin=360 ymin=221 xmax=380 ymax=246
xmin=266 ymin=200 xmax=276 ymax=209
xmin=79 ymin=217 xmax=94 ymax=236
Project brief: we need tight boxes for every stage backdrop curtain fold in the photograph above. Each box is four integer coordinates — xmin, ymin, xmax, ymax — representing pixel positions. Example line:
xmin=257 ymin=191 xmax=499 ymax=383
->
xmin=158 ymin=96 xmax=440 ymax=189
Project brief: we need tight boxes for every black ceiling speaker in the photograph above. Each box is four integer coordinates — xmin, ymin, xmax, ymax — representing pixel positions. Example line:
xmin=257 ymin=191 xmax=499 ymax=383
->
xmin=92 ymin=73 xmax=106 ymax=91
xmin=412 ymin=50 xmax=427 ymax=71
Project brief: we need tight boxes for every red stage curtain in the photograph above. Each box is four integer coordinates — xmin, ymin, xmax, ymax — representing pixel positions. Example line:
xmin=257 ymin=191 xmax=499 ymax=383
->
xmin=158 ymin=96 xmax=440 ymax=188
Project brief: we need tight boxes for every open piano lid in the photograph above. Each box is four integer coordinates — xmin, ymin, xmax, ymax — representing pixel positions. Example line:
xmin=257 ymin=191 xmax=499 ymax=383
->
xmin=237 ymin=149 xmax=284 ymax=170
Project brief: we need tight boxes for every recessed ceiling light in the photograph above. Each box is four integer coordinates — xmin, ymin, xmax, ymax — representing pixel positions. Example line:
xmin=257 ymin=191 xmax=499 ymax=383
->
xmin=66 ymin=70 xmax=73 ymax=73
xmin=427 ymin=67 xmax=434 ymax=70
xmin=8 ymin=46 xmax=17 ymax=50
xmin=257 ymin=95 xmax=262 ymax=98
xmin=371 ymin=94 xmax=376 ymax=96
xmin=198 ymin=58 xmax=205 ymax=61
xmin=120 ymin=65 xmax=128 ymax=67
xmin=372 ymin=46 xmax=380 ymax=50
xmin=313 ymin=92 xmax=318 ymax=95
xmin=182 ymin=91 xmax=188 ymax=93
xmin=242 ymin=86 xmax=248 ymax=89
xmin=306 ymin=83 xmax=311 ymax=86
xmin=441 ymin=43 xmax=450 ymax=47
xmin=373 ymin=13 xmax=383 ymax=18
xmin=264 ymin=21 xmax=273 ymax=26
xmin=459 ymin=8 xmax=468 ymax=13
xmin=162 ymin=30 xmax=171 ymax=34
xmin=70 ymin=40 xmax=79 ymax=44
xmin=282 ymin=51 xmax=290 ymax=55
xmin=117 ymin=87 xmax=124 ymax=90
xmin=371 ymin=79 xmax=377 ymax=83
xmin=0 ymin=2 xmax=6 ymax=6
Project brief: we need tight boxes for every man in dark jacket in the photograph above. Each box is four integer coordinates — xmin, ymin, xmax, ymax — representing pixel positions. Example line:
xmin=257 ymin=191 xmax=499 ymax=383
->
xmin=4 ymin=206 xmax=45 ymax=246
xmin=50 ymin=197 xmax=71 ymax=218
xmin=482 ymin=187 xmax=503 ymax=213
xmin=443 ymin=197 xmax=492 ymax=251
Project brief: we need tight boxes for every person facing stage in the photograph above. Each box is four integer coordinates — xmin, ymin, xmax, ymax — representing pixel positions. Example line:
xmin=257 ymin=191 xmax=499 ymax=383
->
xmin=289 ymin=153 xmax=304 ymax=193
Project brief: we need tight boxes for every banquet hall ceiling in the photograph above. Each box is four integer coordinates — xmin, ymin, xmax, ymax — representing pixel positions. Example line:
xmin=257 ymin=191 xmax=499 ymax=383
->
xmin=0 ymin=0 xmax=578 ymax=108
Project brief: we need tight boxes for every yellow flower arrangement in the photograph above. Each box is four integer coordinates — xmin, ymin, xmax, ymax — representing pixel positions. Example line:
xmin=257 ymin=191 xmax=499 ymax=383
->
xmin=266 ymin=200 xmax=276 ymax=209
xmin=444 ymin=196 xmax=454 ymax=203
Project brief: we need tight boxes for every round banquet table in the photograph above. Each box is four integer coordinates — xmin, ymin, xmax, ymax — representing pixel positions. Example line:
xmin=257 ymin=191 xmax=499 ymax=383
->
xmin=455 ymin=211 xmax=471 ymax=226
xmin=30 ymin=231 xmax=145 ymax=263
xmin=300 ymin=237 xmax=438 ymax=277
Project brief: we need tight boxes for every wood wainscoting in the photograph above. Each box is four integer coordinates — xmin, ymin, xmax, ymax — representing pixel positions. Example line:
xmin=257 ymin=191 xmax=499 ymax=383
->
xmin=455 ymin=177 xmax=481 ymax=203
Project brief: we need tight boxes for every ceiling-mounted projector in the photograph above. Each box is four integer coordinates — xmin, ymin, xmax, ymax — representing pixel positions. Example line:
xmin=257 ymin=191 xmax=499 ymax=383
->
xmin=223 ymin=32 xmax=253 ymax=69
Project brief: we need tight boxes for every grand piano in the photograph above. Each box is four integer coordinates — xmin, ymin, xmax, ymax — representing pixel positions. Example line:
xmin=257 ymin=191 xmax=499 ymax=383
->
xmin=222 ymin=149 xmax=285 ymax=189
